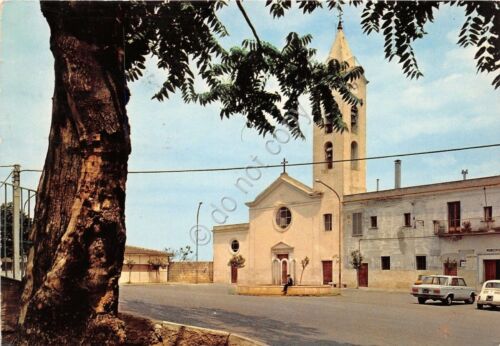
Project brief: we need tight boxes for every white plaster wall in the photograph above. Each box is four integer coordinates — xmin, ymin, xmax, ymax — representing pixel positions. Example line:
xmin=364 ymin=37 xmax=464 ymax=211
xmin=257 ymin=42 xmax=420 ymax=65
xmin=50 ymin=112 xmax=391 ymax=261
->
xmin=213 ymin=227 xmax=249 ymax=284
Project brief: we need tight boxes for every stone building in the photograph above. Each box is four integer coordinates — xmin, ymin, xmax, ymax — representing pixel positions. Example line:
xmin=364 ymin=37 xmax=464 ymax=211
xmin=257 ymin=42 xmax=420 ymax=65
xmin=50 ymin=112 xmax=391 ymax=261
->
xmin=342 ymin=175 xmax=500 ymax=290
xmin=212 ymin=24 xmax=500 ymax=289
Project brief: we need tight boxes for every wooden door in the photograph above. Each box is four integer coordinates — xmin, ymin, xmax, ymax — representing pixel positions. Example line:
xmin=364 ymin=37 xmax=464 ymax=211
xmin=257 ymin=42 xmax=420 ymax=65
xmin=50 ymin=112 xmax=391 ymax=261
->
xmin=231 ymin=265 xmax=237 ymax=284
xmin=277 ymin=254 xmax=288 ymax=284
xmin=444 ymin=262 xmax=457 ymax=276
xmin=322 ymin=261 xmax=333 ymax=285
xmin=447 ymin=201 xmax=461 ymax=232
xmin=358 ymin=263 xmax=368 ymax=287
xmin=484 ymin=260 xmax=497 ymax=281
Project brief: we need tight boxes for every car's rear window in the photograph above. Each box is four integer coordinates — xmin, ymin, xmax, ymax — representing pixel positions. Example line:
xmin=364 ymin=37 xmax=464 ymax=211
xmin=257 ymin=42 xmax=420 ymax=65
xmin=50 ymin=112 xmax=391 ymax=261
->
xmin=485 ymin=282 xmax=500 ymax=288
xmin=422 ymin=276 xmax=447 ymax=285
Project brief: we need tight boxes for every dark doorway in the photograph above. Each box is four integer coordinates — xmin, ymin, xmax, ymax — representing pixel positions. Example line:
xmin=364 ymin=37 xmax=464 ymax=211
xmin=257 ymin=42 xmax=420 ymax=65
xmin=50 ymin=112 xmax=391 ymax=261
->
xmin=231 ymin=265 xmax=237 ymax=284
xmin=322 ymin=261 xmax=333 ymax=285
xmin=358 ymin=263 xmax=368 ymax=287
xmin=277 ymin=254 xmax=289 ymax=284
xmin=444 ymin=262 xmax=457 ymax=276
xmin=484 ymin=260 xmax=500 ymax=281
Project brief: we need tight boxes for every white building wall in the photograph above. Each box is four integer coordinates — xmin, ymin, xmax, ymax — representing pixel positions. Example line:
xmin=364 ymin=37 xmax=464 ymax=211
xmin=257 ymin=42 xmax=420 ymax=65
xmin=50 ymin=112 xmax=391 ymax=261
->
xmin=342 ymin=179 xmax=500 ymax=290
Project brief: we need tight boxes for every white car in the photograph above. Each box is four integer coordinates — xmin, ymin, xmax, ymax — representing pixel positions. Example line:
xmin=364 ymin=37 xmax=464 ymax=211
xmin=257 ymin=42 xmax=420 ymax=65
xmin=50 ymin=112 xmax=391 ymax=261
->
xmin=477 ymin=280 xmax=500 ymax=310
xmin=411 ymin=275 xmax=475 ymax=305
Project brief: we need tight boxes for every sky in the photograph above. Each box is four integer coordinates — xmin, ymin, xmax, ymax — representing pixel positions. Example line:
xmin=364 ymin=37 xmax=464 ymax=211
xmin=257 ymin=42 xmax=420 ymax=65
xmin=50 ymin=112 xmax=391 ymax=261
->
xmin=1 ymin=1 xmax=499 ymax=260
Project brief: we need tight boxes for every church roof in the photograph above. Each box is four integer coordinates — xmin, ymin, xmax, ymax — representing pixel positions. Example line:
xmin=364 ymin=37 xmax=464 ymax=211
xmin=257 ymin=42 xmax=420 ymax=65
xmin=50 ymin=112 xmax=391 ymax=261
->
xmin=246 ymin=173 xmax=322 ymax=207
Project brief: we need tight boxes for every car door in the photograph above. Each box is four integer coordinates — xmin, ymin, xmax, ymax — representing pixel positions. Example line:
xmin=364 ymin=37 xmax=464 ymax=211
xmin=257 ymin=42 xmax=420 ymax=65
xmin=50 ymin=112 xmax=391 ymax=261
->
xmin=450 ymin=278 xmax=461 ymax=299
xmin=458 ymin=278 xmax=470 ymax=298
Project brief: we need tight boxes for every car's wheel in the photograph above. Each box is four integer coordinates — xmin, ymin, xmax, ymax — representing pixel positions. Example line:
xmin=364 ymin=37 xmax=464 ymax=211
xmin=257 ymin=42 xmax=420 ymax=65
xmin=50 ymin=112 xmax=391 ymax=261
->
xmin=418 ymin=297 xmax=426 ymax=305
xmin=465 ymin=294 xmax=475 ymax=304
xmin=477 ymin=303 xmax=483 ymax=310
xmin=442 ymin=295 xmax=453 ymax=305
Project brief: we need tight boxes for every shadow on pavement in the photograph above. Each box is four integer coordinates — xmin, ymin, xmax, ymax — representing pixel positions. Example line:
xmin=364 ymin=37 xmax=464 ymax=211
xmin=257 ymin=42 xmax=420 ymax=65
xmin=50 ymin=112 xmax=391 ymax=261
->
xmin=121 ymin=299 xmax=354 ymax=346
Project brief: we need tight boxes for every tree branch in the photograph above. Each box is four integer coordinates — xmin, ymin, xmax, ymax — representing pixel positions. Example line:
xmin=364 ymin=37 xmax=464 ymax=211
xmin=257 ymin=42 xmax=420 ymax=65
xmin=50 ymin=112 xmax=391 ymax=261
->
xmin=236 ymin=0 xmax=262 ymax=49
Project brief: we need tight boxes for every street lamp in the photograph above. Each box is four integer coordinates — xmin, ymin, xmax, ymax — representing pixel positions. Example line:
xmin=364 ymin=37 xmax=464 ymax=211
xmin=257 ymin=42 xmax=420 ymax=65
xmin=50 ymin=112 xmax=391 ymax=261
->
xmin=315 ymin=179 xmax=342 ymax=290
xmin=196 ymin=201 xmax=202 ymax=284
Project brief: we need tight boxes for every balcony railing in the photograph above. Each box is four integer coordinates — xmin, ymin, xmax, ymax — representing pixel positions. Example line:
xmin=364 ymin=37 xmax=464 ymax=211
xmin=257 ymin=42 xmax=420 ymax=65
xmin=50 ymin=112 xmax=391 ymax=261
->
xmin=433 ymin=216 xmax=500 ymax=236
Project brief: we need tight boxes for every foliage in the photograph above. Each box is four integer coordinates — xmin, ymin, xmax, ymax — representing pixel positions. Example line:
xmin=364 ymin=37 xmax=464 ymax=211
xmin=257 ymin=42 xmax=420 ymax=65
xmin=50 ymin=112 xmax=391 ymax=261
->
xmin=0 ymin=202 xmax=32 ymax=258
xmin=124 ymin=258 xmax=136 ymax=269
xmin=148 ymin=257 xmax=168 ymax=270
xmin=122 ymin=1 xmax=362 ymax=140
xmin=350 ymin=250 xmax=363 ymax=270
xmin=265 ymin=0 xmax=499 ymax=89
xmin=299 ymin=256 xmax=310 ymax=285
xmin=165 ymin=245 xmax=194 ymax=262
xmin=228 ymin=254 xmax=246 ymax=268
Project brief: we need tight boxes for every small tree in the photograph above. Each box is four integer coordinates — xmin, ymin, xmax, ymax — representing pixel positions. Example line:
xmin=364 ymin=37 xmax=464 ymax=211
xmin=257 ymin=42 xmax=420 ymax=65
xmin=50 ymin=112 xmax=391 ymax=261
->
xmin=350 ymin=250 xmax=364 ymax=289
xmin=148 ymin=257 xmax=168 ymax=282
xmin=124 ymin=258 xmax=135 ymax=284
xmin=228 ymin=254 xmax=246 ymax=269
xmin=299 ymin=256 xmax=310 ymax=285
xmin=165 ymin=245 xmax=194 ymax=262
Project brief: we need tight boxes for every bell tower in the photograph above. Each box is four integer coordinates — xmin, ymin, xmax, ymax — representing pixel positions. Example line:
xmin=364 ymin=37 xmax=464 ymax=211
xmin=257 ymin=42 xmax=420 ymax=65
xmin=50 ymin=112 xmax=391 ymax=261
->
xmin=313 ymin=22 xmax=367 ymax=197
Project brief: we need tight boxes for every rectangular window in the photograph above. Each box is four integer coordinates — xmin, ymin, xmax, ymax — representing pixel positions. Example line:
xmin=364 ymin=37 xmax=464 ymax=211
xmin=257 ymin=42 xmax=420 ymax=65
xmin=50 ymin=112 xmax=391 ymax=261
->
xmin=370 ymin=216 xmax=378 ymax=228
xmin=352 ymin=213 xmax=363 ymax=236
xmin=381 ymin=256 xmax=390 ymax=270
xmin=484 ymin=206 xmax=493 ymax=221
xmin=324 ymin=214 xmax=333 ymax=231
xmin=404 ymin=213 xmax=412 ymax=227
xmin=416 ymin=256 xmax=426 ymax=270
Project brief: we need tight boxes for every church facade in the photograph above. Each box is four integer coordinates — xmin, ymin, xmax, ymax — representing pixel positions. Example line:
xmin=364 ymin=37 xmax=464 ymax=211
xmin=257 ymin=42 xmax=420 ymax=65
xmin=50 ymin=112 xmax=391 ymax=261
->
xmin=212 ymin=25 xmax=500 ymax=289
xmin=213 ymin=24 xmax=366 ymax=286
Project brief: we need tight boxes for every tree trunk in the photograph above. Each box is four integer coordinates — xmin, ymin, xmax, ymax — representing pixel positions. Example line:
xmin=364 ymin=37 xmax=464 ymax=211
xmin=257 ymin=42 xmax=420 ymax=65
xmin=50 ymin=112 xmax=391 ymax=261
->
xmin=19 ymin=2 xmax=130 ymax=344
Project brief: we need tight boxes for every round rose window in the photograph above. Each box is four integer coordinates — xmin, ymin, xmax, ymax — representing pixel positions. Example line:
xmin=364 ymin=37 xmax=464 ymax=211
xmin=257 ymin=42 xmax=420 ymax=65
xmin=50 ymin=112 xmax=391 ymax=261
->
xmin=276 ymin=207 xmax=292 ymax=229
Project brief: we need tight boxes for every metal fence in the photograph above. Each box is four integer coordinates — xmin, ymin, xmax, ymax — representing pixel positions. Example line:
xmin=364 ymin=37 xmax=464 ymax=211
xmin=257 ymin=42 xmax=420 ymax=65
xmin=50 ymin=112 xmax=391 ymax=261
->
xmin=1 ymin=165 xmax=36 ymax=280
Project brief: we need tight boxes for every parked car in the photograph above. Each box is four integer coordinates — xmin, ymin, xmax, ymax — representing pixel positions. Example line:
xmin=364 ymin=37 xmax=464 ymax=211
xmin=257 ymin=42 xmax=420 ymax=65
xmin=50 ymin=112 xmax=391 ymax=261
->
xmin=411 ymin=275 xmax=475 ymax=305
xmin=477 ymin=280 xmax=500 ymax=310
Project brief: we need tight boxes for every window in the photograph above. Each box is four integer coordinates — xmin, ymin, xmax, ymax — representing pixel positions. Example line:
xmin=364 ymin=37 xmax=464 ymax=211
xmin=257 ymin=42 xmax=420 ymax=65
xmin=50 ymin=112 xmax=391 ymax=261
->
xmin=381 ymin=256 xmax=391 ymax=270
xmin=448 ymin=201 xmax=461 ymax=232
xmin=416 ymin=256 xmax=426 ymax=270
xmin=351 ymin=105 xmax=358 ymax=132
xmin=352 ymin=212 xmax=362 ymax=236
xmin=276 ymin=207 xmax=292 ymax=229
xmin=370 ymin=216 xmax=378 ymax=228
xmin=458 ymin=278 xmax=466 ymax=286
xmin=451 ymin=278 xmax=459 ymax=286
xmin=404 ymin=213 xmax=412 ymax=227
xmin=351 ymin=141 xmax=358 ymax=170
xmin=325 ymin=142 xmax=333 ymax=169
xmin=324 ymin=214 xmax=333 ymax=231
xmin=231 ymin=240 xmax=239 ymax=253
xmin=325 ymin=122 xmax=333 ymax=134
xmin=484 ymin=206 xmax=493 ymax=221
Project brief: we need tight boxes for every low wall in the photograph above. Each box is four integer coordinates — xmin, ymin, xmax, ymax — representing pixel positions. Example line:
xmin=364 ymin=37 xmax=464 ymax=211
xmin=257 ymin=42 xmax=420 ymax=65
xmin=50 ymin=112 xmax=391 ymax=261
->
xmin=121 ymin=313 xmax=266 ymax=345
xmin=168 ymin=262 xmax=213 ymax=283
xmin=237 ymin=285 xmax=339 ymax=296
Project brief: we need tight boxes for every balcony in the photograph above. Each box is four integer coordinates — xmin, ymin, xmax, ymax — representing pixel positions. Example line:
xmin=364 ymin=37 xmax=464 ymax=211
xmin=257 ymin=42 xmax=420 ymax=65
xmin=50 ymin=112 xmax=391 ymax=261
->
xmin=433 ymin=216 xmax=500 ymax=236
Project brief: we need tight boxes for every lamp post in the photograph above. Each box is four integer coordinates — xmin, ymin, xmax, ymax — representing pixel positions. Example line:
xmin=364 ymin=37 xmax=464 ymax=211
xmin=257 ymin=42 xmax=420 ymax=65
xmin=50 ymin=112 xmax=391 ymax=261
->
xmin=315 ymin=179 xmax=342 ymax=290
xmin=195 ymin=201 xmax=202 ymax=283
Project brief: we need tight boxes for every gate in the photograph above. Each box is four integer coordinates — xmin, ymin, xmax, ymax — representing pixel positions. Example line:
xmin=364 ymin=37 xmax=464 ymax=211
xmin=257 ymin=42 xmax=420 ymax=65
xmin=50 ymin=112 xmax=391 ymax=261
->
xmin=1 ymin=165 xmax=37 ymax=281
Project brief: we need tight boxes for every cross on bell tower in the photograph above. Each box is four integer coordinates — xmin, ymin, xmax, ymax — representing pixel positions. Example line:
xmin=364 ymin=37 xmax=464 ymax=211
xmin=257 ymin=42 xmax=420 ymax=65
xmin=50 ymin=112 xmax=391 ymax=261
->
xmin=281 ymin=158 xmax=288 ymax=174
xmin=337 ymin=8 xmax=343 ymax=30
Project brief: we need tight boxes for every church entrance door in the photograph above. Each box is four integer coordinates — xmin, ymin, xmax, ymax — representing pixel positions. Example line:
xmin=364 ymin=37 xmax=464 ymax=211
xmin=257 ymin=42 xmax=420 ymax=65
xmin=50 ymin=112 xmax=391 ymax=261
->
xmin=277 ymin=254 xmax=289 ymax=284
xmin=231 ymin=265 xmax=238 ymax=284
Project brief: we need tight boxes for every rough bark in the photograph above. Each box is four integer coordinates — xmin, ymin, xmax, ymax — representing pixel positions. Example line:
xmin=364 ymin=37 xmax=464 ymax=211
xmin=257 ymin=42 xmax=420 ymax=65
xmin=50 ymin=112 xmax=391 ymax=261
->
xmin=19 ymin=2 xmax=130 ymax=344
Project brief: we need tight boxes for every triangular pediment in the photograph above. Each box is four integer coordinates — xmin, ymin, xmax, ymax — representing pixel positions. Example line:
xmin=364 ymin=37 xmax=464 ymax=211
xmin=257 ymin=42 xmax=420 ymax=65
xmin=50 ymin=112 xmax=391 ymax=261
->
xmin=246 ymin=173 xmax=322 ymax=208
xmin=271 ymin=242 xmax=294 ymax=252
